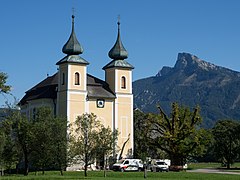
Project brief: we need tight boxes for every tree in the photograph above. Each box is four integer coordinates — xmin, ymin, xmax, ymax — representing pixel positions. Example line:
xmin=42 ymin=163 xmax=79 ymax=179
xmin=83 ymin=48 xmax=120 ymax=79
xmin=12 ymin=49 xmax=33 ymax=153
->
xmin=193 ymin=129 xmax=215 ymax=162
xmin=30 ymin=107 xmax=67 ymax=175
xmin=96 ymin=126 xmax=118 ymax=177
xmin=1 ymin=111 xmax=34 ymax=176
xmin=0 ymin=127 xmax=6 ymax=175
xmin=11 ymin=112 xmax=34 ymax=176
xmin=147 ymin=102 xmax=210 ymax=170
xmin=0 ymin=104 xmax=21 ymax=175
xmin=51 ymin=116 xmax=67 ymax=175
xmin=212 ymin=120 xmax=240 ymax=169
xmin=69 ymin=113 xmax=100 ymax=177
xmin=134 ymin=109 xmax=163 ymax=159
xmin=133 ymin=109 xmax=148 ymax=178
xmin=0 ymin=72 xmax=11 ymax=94
xmin=31 ymin=108 xmax=54 ymax=174
xmin=2 ymin=107 xmax=67 ymax=176
xmin=69 ymin=113 xmax=118 ymax=177
xmin=134 ymin=109 xmax=170 ymax=178
xmin=0 ymin=133 xmax=18 ymax=173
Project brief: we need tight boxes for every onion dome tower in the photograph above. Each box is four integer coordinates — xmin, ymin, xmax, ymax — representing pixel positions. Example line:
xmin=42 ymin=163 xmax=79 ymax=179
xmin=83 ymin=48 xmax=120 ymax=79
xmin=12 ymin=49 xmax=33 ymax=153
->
xmin=103 ymin=19 xmax=133 ymax=70
xmin=56 ymin=15 xmax=89 ymax=65
xmin=62 ymin=15 xmax=83 ymax=55
xmin=103 ymin=18 xmax=134 ymax=92
xmin=56 ymin=15 xmax=89 ymax=120
xmin=103 ymin=18 xmax=134 ymax=159
xmin=108 ymin=20 xmax=128 ymax=60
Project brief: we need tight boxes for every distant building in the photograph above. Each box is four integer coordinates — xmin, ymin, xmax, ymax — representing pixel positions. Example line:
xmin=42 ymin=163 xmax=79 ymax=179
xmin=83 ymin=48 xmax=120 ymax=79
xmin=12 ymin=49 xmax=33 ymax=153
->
xmin=19 ymin=15 xmax=134 ymax=160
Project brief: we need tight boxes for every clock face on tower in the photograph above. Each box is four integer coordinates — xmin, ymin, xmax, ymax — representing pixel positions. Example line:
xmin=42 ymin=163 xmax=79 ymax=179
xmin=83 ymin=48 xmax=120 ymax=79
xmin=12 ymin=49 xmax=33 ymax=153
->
xmin=97 ymin=99 xmax=105 ymax=108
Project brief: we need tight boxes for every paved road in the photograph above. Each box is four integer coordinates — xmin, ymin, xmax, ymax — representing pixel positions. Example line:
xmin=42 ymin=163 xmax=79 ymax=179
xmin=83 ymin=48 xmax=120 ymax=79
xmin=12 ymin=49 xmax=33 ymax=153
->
xmin=187 ymin=168 xmax=240 ymax=175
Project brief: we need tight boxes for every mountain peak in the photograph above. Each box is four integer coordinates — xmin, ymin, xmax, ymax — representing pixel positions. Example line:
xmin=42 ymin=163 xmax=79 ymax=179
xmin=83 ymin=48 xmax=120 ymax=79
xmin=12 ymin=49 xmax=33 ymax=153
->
xmin=134 ymin=52 xmax=240 ymax=128
xmin=175 ymin=52 xmax=217 ymax=71
xmin=157 ymin=52 xmax=217 ymax=77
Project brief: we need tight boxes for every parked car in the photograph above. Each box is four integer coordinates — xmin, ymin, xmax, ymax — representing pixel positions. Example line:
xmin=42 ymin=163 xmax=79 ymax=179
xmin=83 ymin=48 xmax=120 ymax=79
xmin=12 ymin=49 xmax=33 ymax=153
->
xmin=112 ymin=159 xmax=143 ymax=172
xmin=150 ymin=160 xmax=169 ymax=172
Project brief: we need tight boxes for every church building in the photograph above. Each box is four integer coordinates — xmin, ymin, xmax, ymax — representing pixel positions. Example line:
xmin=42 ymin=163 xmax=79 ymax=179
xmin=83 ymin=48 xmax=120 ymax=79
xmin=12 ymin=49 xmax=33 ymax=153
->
xmin=19 ymin=15 xmax=134 ymax=160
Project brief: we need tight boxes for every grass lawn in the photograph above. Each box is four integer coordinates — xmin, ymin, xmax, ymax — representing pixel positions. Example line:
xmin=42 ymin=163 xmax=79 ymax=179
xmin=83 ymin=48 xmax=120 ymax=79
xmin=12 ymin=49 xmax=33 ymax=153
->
xmin=0 ymin=170 xmax=240 ymax=180
xmin=188 ymin=162 xmax=221 ymax=169
xmin=188 ymin=162 xmax=240 ymax=173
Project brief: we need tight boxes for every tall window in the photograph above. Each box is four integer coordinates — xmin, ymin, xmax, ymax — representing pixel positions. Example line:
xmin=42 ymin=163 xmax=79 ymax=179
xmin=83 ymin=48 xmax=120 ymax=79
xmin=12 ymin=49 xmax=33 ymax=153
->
xmin=62 ymin=73 xmax=65 ymax=85
xmin=75 ymin=72 xmax=80 ymax=85
xmin=121 ymin=76 xmax=126 ymax=89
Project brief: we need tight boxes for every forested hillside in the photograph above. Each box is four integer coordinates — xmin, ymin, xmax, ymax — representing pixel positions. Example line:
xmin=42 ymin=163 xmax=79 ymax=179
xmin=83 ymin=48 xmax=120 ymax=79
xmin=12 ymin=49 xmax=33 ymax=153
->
xmin=133 ymin=53 xmax=240 ymax=128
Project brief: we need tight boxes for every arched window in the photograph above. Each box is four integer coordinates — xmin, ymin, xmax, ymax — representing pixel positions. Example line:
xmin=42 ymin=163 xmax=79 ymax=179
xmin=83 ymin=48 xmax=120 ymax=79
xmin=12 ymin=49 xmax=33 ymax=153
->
xmin=62 ymin=73 xmax=65 ymax=85
xmin=75 ymin=72 xmax=80 ymax=85
xmin=121 ymin=76 xmax=126 ymax=89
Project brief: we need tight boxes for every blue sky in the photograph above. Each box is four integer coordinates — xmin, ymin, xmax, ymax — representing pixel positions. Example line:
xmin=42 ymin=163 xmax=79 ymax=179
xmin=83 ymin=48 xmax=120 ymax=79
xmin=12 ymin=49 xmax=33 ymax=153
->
xmin=1 ymin=0 xmax=240 ymax=106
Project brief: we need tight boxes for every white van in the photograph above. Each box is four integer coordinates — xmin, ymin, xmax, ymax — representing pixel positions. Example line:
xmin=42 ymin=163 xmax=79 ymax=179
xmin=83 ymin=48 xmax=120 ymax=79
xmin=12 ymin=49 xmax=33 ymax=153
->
xmin=112 ymin=159 xmax=144 ymax=172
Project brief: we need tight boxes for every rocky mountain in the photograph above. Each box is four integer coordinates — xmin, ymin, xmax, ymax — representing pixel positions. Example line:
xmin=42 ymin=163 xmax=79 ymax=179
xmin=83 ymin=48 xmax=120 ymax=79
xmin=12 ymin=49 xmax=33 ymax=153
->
xmin=133 ymin=52 xmax=240 ymax=128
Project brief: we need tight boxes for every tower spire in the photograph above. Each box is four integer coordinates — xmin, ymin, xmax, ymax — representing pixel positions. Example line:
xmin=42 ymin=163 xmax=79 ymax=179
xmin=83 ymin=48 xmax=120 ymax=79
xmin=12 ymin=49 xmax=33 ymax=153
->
xmin=108 ymin=16 xmax=128 ymax=60
xmin=117 ymin=15 xmax=120 ymax=30
xmin=62 ymin=15 xmax=83 ymax=55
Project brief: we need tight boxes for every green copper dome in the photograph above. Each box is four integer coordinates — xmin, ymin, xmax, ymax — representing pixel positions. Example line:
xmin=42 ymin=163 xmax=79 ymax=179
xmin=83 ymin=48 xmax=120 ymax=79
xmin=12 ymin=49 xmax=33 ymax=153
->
xmin=108 ymin=21 xmax=128 ymax=60
xmin=62 ymin=15 xmax=83 ymax=55
xmin=103 ymin=19 xmax=133 ymax=70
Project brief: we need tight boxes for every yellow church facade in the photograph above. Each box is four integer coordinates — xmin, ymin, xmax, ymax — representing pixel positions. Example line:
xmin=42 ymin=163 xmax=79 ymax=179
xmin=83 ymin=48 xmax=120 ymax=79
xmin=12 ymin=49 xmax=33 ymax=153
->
xmin=19 ymin=15 xmax=134 ymax=161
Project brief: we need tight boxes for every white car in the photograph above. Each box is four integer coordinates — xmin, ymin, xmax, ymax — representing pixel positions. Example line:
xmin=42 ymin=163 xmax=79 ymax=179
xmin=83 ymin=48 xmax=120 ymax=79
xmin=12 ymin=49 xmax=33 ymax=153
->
xmin=150 ymin=161 xmax=169 ymax=172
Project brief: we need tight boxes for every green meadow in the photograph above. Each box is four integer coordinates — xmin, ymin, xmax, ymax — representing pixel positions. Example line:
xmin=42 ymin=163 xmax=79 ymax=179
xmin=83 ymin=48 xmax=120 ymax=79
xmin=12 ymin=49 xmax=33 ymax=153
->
xmin=0 ymin=170 xmax=240 ymax=180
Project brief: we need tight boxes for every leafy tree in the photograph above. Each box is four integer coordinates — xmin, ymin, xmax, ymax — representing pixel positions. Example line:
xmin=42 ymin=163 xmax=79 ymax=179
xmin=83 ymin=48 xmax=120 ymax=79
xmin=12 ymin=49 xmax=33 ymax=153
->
xmin=51 ymin=116 xmax=67 ymax=175
xmin=0 ymin=105 xmax=20 ymax=174
xmin=69 ymin=113 xmax=118 ymax=177
xmin=69 ymin=113 xmax=100 ymax=177
xmin=10 ymin=112 xmax=34 ymax=176
xmin=212 ymin=120 xmax=240 ymax=168
xmin=30 ymin=107 xmax=67 ymax=175
xmin=193 ymin=128 xmax=215 ymax=162
xmin=0 ymin=127 xmax=6 ymax=175
xmin=0 ymin=111 xmax=34 ymax=175
xmin=0 ymin=72 xmax=11 ymax=94
xmin=147 ymin=102 xmax=210 ymax=170
xmin=0 ymin=128 xmax=5 ymax=154
xmin=30 ymin=108 xmax=54 ymax=174
xmin=134 ymin=109 xmax=165 ymax=160
xmin=1 ymin=134 xmax=18 ymax=172
xmin=133 ymin=109 xmax=151 ymax=178
xmin=96 ymin=126 xmax=118 ymax=177
xmin=0 ymin=106 xmax=67 ymax=176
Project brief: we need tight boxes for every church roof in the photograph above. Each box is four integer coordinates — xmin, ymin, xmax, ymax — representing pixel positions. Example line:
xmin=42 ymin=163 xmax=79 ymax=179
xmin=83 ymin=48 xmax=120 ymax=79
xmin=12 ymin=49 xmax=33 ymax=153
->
xmin=87 ymin=74 xmax=115 ymax=99
xmin=56 ymin=55 xmax=89 ymax=65
xmin=19 ymin=73 xmax=58 ymax=105
xmin=19 ymin=73 xmax=115 ymax=105
xmin=103 ymin=59 xmax=134 ymax=70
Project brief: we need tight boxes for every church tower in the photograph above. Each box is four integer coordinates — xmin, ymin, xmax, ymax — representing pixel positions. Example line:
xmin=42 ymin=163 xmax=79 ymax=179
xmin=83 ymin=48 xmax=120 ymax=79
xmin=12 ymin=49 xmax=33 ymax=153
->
xmin=103 ymin=19 xmax=134 ymax=158
xmin=56 ymin=15 xmax=89 ymax=124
